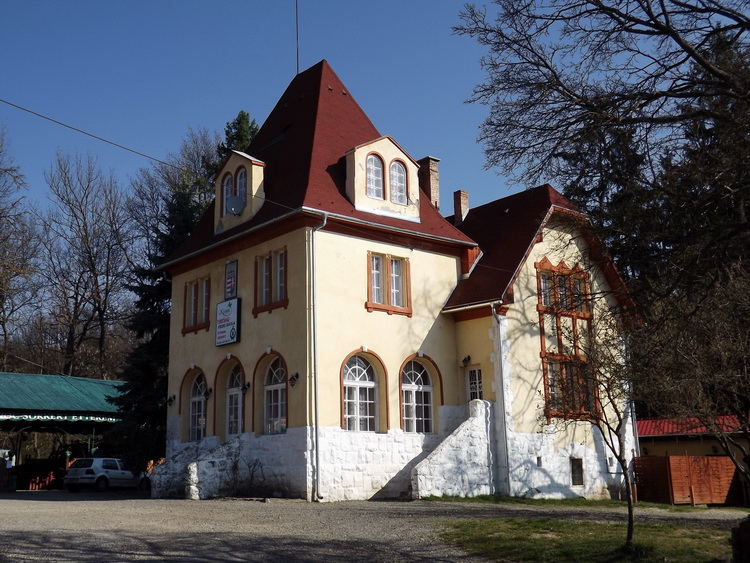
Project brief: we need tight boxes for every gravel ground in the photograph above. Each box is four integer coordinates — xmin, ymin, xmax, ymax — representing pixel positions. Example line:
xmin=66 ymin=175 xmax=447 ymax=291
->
xmin=0 ymin=491 xmax=746 ymax=562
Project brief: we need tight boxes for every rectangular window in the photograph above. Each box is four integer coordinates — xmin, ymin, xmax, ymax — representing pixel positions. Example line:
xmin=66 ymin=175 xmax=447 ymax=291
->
xmin=183 ymin=277 xmax=210 ymax=333
xmin=571 ymin=458 xmax=584 ymax=486
xmin=537 ymin=261 xmax=594 ymax=420
xmin=371 ymin=254 xmax=383 ymax=304
xmin=468 ymin=369 xmax=483 ymax=401
xmin=253 ymin=249 xmax=288 ymax=316
xmin=366 ymin=252 xmax=411 ymax=316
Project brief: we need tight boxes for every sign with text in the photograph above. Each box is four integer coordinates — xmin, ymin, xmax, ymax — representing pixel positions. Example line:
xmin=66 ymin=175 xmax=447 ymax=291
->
xmin=215 ymin=298 xmax=241 ymax=346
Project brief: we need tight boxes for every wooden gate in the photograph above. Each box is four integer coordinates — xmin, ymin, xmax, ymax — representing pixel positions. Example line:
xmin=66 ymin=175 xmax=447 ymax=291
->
xmin=635 ymin=455 xmax=742 ymax=505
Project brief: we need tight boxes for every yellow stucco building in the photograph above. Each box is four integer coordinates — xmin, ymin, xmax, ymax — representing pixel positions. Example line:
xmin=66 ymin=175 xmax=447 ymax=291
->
xmin=153 ymin=60 xmax=636 ymax=501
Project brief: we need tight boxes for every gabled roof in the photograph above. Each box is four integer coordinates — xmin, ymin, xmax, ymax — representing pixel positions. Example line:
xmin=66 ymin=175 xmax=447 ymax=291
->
xmin=638 ymin=416 xmax=741 ymax=437
xmin=166 ymin=60 xmax=474 ymax=268
xmin=445 ymin=184 xmax=581 ymax=310
xmin=0 ymin=372 xmax=121 ymax=415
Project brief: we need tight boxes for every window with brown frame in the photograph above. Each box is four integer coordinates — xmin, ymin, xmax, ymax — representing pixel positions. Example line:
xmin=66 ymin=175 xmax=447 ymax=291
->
xmin=253 ymin=248 xmax=288 ymax=317
xmin=183 ymin=276 xmax=210 ymax=334
xmin=365 ymin=251 xmax=412 ymax=316
xmin=536 ymin=258 xmax=596 ymax=419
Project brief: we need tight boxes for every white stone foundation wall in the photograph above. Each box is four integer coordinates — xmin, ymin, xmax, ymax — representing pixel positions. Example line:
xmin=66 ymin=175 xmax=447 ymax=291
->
xmin=504 ymin=426 xmax=625 ymax=500
xmin=411 ymin=400 xmax=496 ymax=499
xmin=313 ymin=426 xmax=441 ymax=501
xmin=153 ymin=427 xmax=309 ymax=500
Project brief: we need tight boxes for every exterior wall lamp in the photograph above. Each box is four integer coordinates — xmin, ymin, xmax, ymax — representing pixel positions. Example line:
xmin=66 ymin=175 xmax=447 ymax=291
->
xmin=240 ymin=382 xmax=251 ymax=394
xmin=462 ymin=355 xmax=471 ymax=367
xmin=289 ymin=372 xmax=300 ymax=387
xmin=167 ymin=394 xmax=177 ymax=407
xmin=203 ymin=388 xmax=213 ymax=401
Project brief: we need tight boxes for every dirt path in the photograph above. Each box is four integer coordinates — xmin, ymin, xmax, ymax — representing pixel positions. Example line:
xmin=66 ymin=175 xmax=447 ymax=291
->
xmin=0 ymin=491 xmax=745 ymax=562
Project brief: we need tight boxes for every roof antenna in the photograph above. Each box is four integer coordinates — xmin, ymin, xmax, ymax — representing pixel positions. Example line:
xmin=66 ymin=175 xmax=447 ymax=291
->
xmin=295 ymin=0 xmax=300 ymax=74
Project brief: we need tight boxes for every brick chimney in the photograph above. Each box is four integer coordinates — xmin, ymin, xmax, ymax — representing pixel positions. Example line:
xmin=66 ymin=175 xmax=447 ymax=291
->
xmin=417 ymin=156 xmax=440 ymax=211
xmin=453 ymin=190 xmax=469 ymax=225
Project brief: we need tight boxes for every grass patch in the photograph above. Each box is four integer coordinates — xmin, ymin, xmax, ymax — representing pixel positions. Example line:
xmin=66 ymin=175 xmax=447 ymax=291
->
xmin=425 ymin=494 xmax=749 ymax=513
xmin=440 ymin=518 xmax=731 ymax=562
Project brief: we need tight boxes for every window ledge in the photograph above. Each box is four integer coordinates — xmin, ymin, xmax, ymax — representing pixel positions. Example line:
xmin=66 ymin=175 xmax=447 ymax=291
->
xmin=182 ymin=322 xmax=210 ymax=336
xmin=365 ymin=301 xmax=412 ymax=317
xmin=252 ymin=298 xmax=289 ymax=318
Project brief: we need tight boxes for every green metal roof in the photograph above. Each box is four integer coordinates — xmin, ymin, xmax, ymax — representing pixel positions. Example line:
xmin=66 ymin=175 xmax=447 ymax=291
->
xmin=0 ymin=372 xmax=122 ymax=415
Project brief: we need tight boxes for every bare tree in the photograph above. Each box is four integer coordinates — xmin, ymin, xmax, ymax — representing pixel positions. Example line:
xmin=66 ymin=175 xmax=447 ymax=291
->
xmin=456 ymin=0 xmax=750 ymax=185
xmin=37 ymin=152 xmax=134 ymax=378
xmin=0 ymin=128 xmax=40 ymax=372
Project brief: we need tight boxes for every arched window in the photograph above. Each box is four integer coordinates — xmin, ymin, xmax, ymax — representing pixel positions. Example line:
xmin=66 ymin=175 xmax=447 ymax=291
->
xmin=343 ymin=355 xmax=377 ymax=431
xmin=264 ymin=358 xmax=287 ymax=434
xmin=402 ymin=361 xmax=433 ymax=433
xmin=366 ymin=155 xmax=384 ymax=200
xmin=226 ymin=365 xmax=243 ymax=437
xmin=223 ymin=173 xmax=234 ymax=216
xmin=390 ymin=161 xmax=407 ymax=205
xmin=237 ymin=168 xmax=247 ymax=206
xmin=190 ymin=374 xmax=208 ymax=441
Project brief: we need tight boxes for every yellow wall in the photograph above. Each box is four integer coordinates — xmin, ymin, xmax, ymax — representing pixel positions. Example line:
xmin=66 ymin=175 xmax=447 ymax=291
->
xmin=505 ymin=218 xmax=621 ymax=446
xmin=169 ymin=228 xmax=309 ymax=442
xmin=169 ymin=223 xmax=465 ymax=441
xmin=312 ymin=229 xmax=462 ymax=430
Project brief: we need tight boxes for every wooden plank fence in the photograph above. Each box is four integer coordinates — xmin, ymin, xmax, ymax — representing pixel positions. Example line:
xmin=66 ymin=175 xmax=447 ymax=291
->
xmin=635 ymin=455 xmax=742 ymax=505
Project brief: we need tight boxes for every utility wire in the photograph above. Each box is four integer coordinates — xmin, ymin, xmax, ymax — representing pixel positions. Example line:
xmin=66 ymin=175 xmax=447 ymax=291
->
xmin=0 ymin=97 xmax=176 ymax=169
xmin=0 ymin=98 xmax=520 ymax=276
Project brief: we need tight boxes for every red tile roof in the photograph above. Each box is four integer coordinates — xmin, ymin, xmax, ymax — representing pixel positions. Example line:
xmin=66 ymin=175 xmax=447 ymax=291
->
xmin=444 ymin=184 xmax=582 ymax=310
xmin=166 ymin=60 xmax=474 ymax=268
xmin=637 ymin=416 xmax=741 ymax=437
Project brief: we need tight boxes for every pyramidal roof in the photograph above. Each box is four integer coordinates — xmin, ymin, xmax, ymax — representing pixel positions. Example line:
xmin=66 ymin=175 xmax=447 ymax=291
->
xmin=166 ymin=60 xmax=474 ymax=267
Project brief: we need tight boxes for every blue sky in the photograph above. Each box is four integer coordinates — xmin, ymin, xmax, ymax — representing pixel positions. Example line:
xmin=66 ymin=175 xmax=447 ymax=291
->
xmin=1 ymin=1 xmax=520 ymax=213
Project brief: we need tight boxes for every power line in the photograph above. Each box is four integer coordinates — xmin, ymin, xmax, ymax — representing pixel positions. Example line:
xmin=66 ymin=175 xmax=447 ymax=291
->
xmin=0 ymin=97 xmax=176 ymax=169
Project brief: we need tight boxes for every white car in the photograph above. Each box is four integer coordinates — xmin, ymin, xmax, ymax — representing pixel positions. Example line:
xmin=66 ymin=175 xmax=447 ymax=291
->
xmin=64 ymin=458 xmax=149 ymax=492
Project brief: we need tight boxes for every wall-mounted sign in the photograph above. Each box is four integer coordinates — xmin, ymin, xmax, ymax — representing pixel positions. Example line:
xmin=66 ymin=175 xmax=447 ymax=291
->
xmin=225 ymin=260 xmax=238 ymax=299
xmin=216 ymin=298 xmax=241 ymax=346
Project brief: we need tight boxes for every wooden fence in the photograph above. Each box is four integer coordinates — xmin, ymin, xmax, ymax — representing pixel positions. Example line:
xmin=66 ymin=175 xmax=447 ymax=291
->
xmin=635 ymin=455 xmax=743 ymax=505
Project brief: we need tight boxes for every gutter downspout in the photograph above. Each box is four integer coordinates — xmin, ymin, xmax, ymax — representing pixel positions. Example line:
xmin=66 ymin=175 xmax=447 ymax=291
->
xmin=311 ymin=212 xmax=328 ymax=500
xmin=491 ymin=301 xmax=512 ymax=496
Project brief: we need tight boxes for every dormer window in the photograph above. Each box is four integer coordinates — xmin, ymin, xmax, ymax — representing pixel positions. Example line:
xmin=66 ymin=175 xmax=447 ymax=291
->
xmin=222 ymin=167 xmax=248 ymax=216
xmin=390 ymin=161 xmax=407 ymax=205
xmin=237 ymin=168 xmax=247 ymax=206
xmin=346 ymin=137 xmax=420 ymax=222
xmin=223 ymin=174 xmax=234 ymax=215
xmin=366 ymin=154 xmax=384 ymax=199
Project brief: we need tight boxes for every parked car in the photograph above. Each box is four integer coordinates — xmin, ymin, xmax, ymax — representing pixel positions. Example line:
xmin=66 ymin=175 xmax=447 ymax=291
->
xmin=64 ymin=458 xmax=150 ymax=492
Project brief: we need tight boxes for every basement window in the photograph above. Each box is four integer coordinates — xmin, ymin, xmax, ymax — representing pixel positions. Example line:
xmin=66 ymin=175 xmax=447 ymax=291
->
xmin=571 ymin=458 xmax=584 ymax=486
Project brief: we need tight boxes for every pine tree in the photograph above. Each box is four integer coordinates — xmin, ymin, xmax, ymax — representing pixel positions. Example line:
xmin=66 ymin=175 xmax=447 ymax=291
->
xmin=108 ymin=117 xmax=256 ymax=470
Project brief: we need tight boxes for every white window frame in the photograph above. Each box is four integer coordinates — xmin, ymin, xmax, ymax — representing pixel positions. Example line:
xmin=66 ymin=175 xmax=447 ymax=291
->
xmin=223 ymin=173 xmax=234 ymax=216
xmin=237 ymin=168 xmax=247 ymax=207
xmin=190 ymin=374 xmax=208 ymax=441
xmin=343 ymin=356 xmax=378 ymax=432
xmin=467 ymin=368 xmax=483 ymax=402
xmin=366 ymin=252 xmax=411 ymax=316
xmin=389 ymin=161 xmax=407 ymax=205
xmin=226 ymin=365 xmax=243 ymax=437
xmin=402 ymin=360 xmax=433 ymax=433
xmin=366 ymin=154 xmax=384 ymax=199
xmin=264 ymin=358 xmax=287 ymax=435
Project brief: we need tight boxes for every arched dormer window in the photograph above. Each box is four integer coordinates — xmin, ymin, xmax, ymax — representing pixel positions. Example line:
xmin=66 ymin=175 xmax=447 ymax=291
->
xmin=237 ymin=168 xmax=247 ymax=207
xmin=223 ymin=173 xmax=234 ymax=216
xmin=390 ymin=161 xmax=407 ymax=205
xmin=366 ymin=154 xmax=384 ymax=200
